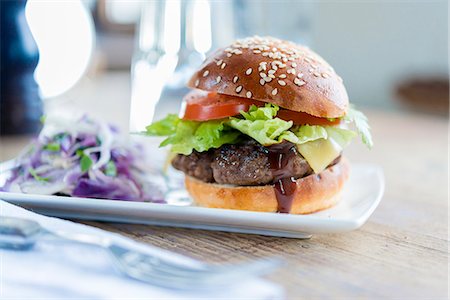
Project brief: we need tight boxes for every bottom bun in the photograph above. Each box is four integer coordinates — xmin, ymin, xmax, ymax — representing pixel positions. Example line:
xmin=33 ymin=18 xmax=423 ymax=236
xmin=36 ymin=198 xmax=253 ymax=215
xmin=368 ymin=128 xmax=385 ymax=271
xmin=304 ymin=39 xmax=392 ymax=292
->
xmin=185 ymin=157 xmax=350 ymax=214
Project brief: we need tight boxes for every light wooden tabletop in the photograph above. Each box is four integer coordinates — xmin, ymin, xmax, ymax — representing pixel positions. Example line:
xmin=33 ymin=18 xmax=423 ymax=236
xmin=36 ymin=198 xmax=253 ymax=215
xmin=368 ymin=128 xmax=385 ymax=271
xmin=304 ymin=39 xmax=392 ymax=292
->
xmin=0 ymin=72 xmax=448 ymax=299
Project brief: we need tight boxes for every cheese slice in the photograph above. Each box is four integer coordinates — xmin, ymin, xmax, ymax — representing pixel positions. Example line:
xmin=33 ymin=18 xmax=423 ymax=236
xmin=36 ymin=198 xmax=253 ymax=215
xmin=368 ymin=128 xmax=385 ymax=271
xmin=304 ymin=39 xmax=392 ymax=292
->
xmin=296 ymin=126 xmax=356 ymax=173
xmin=297 ymin=138 xmax=342 ymax=174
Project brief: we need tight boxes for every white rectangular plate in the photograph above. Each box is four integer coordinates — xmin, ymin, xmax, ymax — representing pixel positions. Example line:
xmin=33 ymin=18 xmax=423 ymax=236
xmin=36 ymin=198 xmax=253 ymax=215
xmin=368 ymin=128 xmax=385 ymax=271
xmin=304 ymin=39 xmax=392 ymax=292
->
xmin=0 ymin=164 xmax=384 ymax=238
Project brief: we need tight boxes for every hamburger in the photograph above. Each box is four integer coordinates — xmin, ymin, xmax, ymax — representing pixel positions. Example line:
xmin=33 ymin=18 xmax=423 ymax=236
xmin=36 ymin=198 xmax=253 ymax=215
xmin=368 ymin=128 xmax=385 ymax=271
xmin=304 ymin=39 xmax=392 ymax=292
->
xmin=145 ymin=36 xmax=372 ymax=214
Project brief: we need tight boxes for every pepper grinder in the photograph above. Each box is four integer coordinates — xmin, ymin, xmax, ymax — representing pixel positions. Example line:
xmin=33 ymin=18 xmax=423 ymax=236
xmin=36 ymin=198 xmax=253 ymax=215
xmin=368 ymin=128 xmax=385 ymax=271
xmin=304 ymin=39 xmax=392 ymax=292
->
xmin=1 ymin=0 xmax=43 ymax=135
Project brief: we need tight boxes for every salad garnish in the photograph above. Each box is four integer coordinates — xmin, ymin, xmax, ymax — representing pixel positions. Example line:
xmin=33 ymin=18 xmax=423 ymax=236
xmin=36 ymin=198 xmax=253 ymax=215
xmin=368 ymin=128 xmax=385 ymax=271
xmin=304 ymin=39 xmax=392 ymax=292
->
xmin=1 ymin=116 xmax=165 ymax=202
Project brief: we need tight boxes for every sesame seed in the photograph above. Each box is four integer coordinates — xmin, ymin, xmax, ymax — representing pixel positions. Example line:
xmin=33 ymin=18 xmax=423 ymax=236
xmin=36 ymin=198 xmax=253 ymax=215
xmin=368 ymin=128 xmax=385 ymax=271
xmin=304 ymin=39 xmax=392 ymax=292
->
xmin=253 ymin=50 xmax=261 ymax=54
xmin=246 ymin=91 xmax=252 ymax=98
xmin=227 ymin=53 xmax=232 ymax=57
xmin=313 ymin=71 xmax=320 ymax=77
xmin=262 ymin=52 xmax=269 ymax=57
xmin=272 ymin=88 xmax=278 ymax=96
xmin=221 ymin=63 xmax=226 ymax=69
xmin=260 ymin=72 xmax=267 ymax=78
xmin=294 ymin=78 xmax=306 ymax=86
xmin=246 ymin=68 xmax=253 ymax=75
xmin=195 ymin=79 xmax=199 ymax=87
xmin=268 ymin=69 xmax=276 ymax=75
xmin=264 ymin=76 xmax=272 ymax=82
xmin=260 ymin=79 xmax=265 ymax=85
xmin=268 ymin=74 xmax=275 ymax=79
xmin=216 ymin=59 xmax=223 ymax=66
xmin=278 ymin=80 xmax=286 ymax=86
xmin=297 ymin=73 xmax=304 ymax=78
xmin=235 ymin=85 xmax=243 ymax=93
xmin=202 ymin=70 xmax=209 ymax=77
xmin=321 ymin=73 xmax=329 ymax=78
xmin=292 ymin=62 xmax=297 ymax=67
xmin=279 ymin=74 xmax=287 ymax=78
xmin=233 ymin=76 xmax=239 ymax=83
xmin=216 ymin=76 xmax=221 ymax=83
xmin=304 ymin=57 xmax=311 ymax=63
xmin=225 ymin=47 xmax=232 ymax=52
xmin=287 ymin=68 xmax=296 ymax=74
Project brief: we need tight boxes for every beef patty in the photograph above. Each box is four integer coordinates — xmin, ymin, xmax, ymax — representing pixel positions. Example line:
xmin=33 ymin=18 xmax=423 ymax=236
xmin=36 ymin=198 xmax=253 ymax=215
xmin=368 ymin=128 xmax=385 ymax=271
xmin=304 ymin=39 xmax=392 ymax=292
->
xmin=172 ymin=140 xmax=341 ymax=186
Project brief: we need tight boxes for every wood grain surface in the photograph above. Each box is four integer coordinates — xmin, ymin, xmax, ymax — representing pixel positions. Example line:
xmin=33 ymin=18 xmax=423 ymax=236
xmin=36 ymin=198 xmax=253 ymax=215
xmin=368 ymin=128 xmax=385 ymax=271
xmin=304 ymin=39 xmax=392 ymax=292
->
xmin=0 ymin=72 xmax=447 ymax=299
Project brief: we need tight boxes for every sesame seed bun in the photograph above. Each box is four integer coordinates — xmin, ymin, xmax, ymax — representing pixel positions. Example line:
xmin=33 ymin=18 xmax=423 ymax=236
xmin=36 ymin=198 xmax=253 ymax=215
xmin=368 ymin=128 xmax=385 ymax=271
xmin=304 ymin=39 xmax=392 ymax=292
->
xmin=185 ymin=157 xmax=350 ymax=214
xmin=187 ymin=36 xmax=349 ymax=118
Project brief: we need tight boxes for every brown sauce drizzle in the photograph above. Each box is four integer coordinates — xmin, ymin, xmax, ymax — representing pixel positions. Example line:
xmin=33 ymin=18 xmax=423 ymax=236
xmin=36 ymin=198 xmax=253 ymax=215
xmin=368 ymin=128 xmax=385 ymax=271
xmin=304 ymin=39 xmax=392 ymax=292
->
xmin=267 ymin=142 xmax=298 ymax=213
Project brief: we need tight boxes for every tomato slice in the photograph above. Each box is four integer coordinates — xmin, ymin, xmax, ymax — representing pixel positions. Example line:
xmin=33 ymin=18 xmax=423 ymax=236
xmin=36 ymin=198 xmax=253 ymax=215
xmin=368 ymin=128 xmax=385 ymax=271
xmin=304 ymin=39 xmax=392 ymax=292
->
xmin=180 ymin=90 xmax=263 ymax=121
xmin=180 ymin=90 xmax=341 ymax=125
xmin=277 ymin=110 xmax=341 ymax=126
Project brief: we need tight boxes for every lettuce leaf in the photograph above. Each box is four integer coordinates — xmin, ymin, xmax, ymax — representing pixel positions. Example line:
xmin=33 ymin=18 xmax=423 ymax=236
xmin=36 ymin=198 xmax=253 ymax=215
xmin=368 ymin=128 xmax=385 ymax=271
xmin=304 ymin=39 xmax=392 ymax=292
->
xmin=324 ymin=126 xmax=357 ymax=149
xmin=145 ymin=115 xmax=240 ymax=155
xmin=228 ymin=104 xmax=300 ymax=145
xmin=158 ymin=119 xmax=199 ymax=154
xmin=228 ymin=118 xmax=297 ymax=145
xmin=193 ymin=121 xmax=241 ymax=152
xmin=292 ymin=125 xmax=328 ymax=144
xmin=144 ymin=103 xmax=368 ymax=159
xmin=240 ymin=104 xmax=278 ymax=120
xmin=343 ymin=106 xmax=373 ymax=148
xmin=145 ymin=114 xmax=179 ymax=136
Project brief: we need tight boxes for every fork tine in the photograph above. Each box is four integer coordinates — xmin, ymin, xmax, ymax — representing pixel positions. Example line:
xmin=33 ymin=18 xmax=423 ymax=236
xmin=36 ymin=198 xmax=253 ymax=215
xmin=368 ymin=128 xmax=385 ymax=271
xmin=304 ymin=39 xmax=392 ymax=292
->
xmin=118 ymin=260 xmax=281 ymax=291
xmin=111 ymin=244 xmax=283 ymax=276
xmin=108 ymin=244 xmax=283 ymax=290
xmin=111 ymin=251 xmax=282 ymax=290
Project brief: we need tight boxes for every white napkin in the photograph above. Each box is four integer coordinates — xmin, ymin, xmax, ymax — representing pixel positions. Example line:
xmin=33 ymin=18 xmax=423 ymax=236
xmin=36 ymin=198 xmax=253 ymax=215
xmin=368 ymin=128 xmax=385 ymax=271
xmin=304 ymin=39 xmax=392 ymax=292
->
xmin=0 ymin=200 xmax=283 ymax=299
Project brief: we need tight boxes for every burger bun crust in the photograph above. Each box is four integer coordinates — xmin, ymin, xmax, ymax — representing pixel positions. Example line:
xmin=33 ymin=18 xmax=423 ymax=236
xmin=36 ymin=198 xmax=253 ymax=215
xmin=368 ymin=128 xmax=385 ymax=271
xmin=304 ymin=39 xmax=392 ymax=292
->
xmin=185 ymin=157 xmax=350 ymax=214
xmin=187 ymin=36 xmax=349 ymax=118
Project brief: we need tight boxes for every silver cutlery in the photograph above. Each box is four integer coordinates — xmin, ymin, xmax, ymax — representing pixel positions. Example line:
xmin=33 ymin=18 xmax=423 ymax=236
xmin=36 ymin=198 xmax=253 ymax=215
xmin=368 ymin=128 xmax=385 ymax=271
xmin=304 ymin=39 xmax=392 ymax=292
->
xmin=0 ymin=216 xmax=282 ymax=290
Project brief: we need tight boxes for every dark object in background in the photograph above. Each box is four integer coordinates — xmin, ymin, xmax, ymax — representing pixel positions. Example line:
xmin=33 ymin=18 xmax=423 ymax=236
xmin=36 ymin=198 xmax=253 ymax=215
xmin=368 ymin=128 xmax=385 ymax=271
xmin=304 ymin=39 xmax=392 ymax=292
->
xmin=1 ymin=0 xmax=43 ymax=135
xmin=396 ymin=77 xmax=449 ymax=117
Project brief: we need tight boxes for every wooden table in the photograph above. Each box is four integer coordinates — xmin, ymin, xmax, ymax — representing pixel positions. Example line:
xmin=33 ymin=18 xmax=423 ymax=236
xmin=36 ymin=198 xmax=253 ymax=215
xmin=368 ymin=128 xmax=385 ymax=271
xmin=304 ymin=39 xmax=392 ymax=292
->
xmin=1 ymin=72 xmax=448 ymax=299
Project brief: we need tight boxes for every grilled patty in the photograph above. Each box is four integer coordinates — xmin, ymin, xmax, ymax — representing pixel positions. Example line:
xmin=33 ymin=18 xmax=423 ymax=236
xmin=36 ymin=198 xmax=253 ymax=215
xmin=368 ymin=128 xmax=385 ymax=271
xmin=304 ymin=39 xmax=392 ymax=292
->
xmin=172 ymin=140 xmax=340 ymax=186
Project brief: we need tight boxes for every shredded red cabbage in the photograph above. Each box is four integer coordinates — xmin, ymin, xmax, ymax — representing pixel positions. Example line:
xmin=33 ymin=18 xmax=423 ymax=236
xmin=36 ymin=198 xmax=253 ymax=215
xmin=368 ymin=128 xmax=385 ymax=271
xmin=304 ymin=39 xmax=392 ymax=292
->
xmin=0 ymin=117 xmax=166 ymax=203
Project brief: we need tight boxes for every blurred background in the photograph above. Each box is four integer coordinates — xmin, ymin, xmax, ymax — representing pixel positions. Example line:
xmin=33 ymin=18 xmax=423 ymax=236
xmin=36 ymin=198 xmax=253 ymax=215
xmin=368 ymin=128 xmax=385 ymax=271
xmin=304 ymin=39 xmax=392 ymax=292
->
xmin=0 ymin=0 xmax=448 ymax=135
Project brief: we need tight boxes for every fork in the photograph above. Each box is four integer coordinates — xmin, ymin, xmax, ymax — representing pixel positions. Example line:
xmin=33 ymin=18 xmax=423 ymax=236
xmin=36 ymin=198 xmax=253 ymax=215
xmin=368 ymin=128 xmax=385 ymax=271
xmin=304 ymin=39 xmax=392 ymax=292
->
xmin=0 ymin=217 xmax=282 ymax=290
